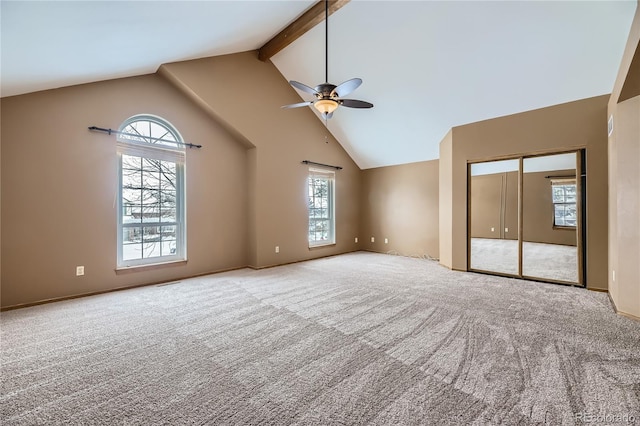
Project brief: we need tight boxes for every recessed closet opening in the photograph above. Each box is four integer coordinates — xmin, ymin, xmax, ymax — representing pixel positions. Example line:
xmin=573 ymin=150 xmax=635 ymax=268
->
xmin=467 ymin=150 xmax=586 ymax=287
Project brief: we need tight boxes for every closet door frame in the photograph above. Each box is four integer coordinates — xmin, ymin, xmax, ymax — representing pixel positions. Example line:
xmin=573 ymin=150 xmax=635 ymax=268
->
xmin=467 ymin=149 xmax=585 ymax=287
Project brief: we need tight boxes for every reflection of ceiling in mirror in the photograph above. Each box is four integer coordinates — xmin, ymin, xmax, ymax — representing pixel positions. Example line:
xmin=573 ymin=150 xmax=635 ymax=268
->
xmin=471 ymin=152 xmax=577 ymax=176
xmin=523 ymin=153 xmax=576 ymax=173
xmin=471 ymin=159 xmax=519 ymax=176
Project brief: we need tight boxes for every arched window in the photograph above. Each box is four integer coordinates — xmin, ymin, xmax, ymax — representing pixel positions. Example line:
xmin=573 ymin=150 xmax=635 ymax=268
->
xmin=117 ymin=115 xmax=186 ymax=267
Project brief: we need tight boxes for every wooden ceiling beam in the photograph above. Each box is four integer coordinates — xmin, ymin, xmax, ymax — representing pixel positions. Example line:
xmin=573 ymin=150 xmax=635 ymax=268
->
xmin=258 ymin=0 xmax=350 ymax=62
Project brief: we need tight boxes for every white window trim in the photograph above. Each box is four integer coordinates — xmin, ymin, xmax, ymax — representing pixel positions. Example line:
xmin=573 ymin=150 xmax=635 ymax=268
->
xmin=116 ymin=115 xmax=187 ymax=268
xmin=308 ymin=168 xmax=335 ymax=248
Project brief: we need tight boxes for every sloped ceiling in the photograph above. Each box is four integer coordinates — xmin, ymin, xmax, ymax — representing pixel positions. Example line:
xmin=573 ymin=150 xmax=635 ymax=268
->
xmin=1 ymin=1 xmax=637 ymax=169
xmin=0 ymin=1 xmax=314 ymax=96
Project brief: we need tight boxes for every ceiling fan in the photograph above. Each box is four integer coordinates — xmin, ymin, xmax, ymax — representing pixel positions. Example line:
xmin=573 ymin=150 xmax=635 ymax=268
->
xmin=281 ymin=0 xmax=373 ymax=120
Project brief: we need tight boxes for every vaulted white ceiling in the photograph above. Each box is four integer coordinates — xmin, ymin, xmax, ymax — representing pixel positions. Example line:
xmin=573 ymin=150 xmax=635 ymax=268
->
xmin=1 ymin=1 xmax=636 ymax=169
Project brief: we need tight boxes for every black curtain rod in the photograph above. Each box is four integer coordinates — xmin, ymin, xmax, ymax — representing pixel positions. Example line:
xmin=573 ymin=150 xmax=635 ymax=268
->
xmin=88 ymin=126 xmax=202 ymax=149
xmin=545 ymin=174 xmax=576 ymax=179
xmin=302 ymin=160 xmax=342 ymax=170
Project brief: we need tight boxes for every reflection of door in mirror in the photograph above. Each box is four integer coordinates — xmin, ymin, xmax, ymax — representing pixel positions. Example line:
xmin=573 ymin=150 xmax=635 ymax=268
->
xmin=522 ymin=152 xmax=580 ymax=284
xmin=469 ymin=159 xmax=519 ymax=276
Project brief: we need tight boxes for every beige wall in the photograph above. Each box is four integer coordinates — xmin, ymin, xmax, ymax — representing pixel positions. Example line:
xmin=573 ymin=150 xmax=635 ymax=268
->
xmin=1 ymin=75 xmax=249 ymax=308
xmin=440 ymin=95 xmax=609 ymax=290
xmin=608 ymin=0 xmax=640 ymax=318
xmin=438 ymin=130 xmax=453 ymax=267
xmin=159 ymin=51 xmax=361 ymax=268
xmin=1 ymin=51 xmax=363 ymax=308
xmin=361 ymin=160 xmax=439 ymax=259
xmin=0 ymin=100 xmax=2 ymax=293
xmin=471 ymin=169 xmax=577 ymax=243
xmin=470 ymin=172 xmax=518 ymax=240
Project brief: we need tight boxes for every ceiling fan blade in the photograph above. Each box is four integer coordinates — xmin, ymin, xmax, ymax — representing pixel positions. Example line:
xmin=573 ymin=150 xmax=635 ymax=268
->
xmin=289 ymin=81 xmax=318 ymax=96
xmin=340 ymin=99 xmax=373 ymax=108
xmin=331 ymin=78 xmax=362 ymax=97
xmin=281 ymin=101 xmax=313 ymax=109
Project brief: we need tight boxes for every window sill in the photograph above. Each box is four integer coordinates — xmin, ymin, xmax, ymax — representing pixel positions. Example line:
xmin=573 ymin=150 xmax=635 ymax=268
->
xmin=553 ymin=226 xmax=577 ymax=230
xmin=309 ymin=242 xmax=336 ymax=250
xmin=115 ymin=259 xmax=187 ymax=275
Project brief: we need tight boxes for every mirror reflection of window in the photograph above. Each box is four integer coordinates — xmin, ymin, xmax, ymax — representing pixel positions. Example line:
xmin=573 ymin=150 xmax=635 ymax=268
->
xmin=551 ymin=179 xmax=577 ymax=228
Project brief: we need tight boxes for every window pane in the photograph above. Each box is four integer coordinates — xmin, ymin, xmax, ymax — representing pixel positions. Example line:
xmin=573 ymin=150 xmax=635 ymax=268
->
xmin=554 ymin=205 xmax=566 ymax=226
xmin=160 ymin=168 xmax=176 ymax=191
xmin=161 ymin=226 xmax=177 ymax=256
xmin=142 ymin=170 xmax=160 ymax=188
xmin=161 ymin=225 xmax=176 ymax=239
xmin=564 ymin=185 xmax=577 ymax=202
xmin=552 ymin=186 xmax=565 ymax=203
xmin=122 ymin=155 xmax=142 ymax=170
xmin=564 ymin=204 xmax=577 ymax=226
xmin=162 ymin=240 xmax=177 ymax=255
xmin=123 ymin=227 xmax=143 ymax=261
xmin=142 ymin=158 xmax=162 ymax=172
xmin=122 ymin=172 xmax=141 ymax=190
xmin=141 ymin=226 xmax=161 ymax=258
xmin=161 ymin=161 xmax=176 ymax=174
xmin=554 ymin=203 xmax=577 ymax=227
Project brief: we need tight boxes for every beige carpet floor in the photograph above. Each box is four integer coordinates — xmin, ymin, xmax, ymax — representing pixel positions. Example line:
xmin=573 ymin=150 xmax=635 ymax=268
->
xmin=1 ymin=252 xmax=638 ymax=425
xmin=470 ymin=238 xmax=579 ymax=283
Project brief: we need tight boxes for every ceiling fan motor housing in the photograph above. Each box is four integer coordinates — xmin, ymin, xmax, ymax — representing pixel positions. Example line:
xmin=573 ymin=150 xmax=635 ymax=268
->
xmin=315 ymin=83 xmax=338 ymax=99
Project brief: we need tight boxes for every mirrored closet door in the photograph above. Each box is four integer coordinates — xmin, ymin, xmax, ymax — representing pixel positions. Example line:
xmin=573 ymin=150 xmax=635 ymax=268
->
xmin=522 ymin=153 xmax=581 ymax=284
xmin=469 ymin=159 xmax=520 ymax=276
xmin=468 ymin=151 xmax=584 ymax=286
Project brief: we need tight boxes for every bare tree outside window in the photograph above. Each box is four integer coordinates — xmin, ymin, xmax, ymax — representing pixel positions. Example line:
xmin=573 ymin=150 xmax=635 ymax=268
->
xmin=121 ymin=156 xmax=178 ymax=260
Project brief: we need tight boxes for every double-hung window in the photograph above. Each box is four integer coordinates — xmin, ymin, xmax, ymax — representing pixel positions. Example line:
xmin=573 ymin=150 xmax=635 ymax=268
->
xmin=308 ymin=168 xmax=335 ymax=247
xmin=551 ymin=179 xmax=577 ymax=228
xmin=117 ymin=115 xmax=186 ymax=267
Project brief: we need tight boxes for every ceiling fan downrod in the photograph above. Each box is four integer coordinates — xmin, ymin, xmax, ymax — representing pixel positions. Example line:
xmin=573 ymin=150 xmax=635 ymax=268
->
xmin=281 ymin=0 xmax=374 ymax=119
xmin=325 ymin=0 xmax=329 ymax=83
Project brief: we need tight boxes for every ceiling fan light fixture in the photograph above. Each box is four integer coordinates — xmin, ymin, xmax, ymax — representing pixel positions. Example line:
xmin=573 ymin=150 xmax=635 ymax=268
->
xmin=314 ymin=99 xmax=339 ymax=115
xmin=280 ymin=0 xmax=372 ymax=118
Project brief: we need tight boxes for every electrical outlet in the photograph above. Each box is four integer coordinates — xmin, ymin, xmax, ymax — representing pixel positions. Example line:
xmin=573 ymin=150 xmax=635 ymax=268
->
xmin=371 ymin=237 xmax=375 ymax=243
xmin=384 ymin=238 xmax=388 ymax=244
xmin=491 ymin=227 xmax=495 ymax=232
xmin=355 ymin=237 xmax=358 ymax=243
xmin=275 ymin=246 xmax=279 ymax=254
xmin=505 ymin=227 xmax=509 ymax=232
xmin=76 ymin=266 xmax=84 ymax=276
